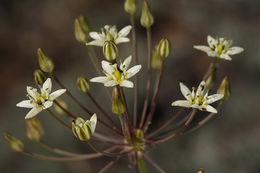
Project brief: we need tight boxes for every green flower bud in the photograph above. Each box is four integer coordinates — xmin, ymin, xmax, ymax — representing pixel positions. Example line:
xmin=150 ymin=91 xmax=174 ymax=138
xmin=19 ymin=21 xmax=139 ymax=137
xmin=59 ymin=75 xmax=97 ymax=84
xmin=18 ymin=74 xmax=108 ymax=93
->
xmin=54 ymin=98 xmax=68 ymax=115
xmin=37 ymin=48 xmax=54 ymax=73
xmin=151 ymin=45 xmax=162 ymax=70
xmin=4 ymin=132 xmax=24 ymax=152
xmin=26 ymin=117 xmax=44 ymax=142
xmin=112 ymin=87 xmax=125 ymax=115
xmin=217 ymin=76 xmax=230 ymax=102
xmin=124 ymin=0 xmax=137 ymax=15
xmin=72 ymin=114 xmax=97 ymax=141
xmin=33 ymin=69 xmax=47 ymax=87
xmin=77 ymin=77 xmax=90 ymax=93
xmin=103 ymin=41 xmax=118 ymax=61
xmin=158 ymin=38 xmax=171 ymax=58
xmin=74 ymin=16 xmax=91 ymax=43
xmin=140 ymin=1 xmax=154 ymax=28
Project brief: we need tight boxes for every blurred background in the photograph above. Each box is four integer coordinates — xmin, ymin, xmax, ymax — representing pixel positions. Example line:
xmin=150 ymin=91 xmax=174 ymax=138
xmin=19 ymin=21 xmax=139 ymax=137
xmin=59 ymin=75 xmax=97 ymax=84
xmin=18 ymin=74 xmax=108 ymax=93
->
xmin=1 ymin=0 xmax=260 ymax=172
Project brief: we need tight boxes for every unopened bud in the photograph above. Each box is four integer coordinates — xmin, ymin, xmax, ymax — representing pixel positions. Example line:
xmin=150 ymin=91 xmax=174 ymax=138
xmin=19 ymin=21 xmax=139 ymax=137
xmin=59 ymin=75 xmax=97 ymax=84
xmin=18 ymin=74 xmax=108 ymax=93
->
xmin=217 ymin=76 xmax=230 ymax=102
xmin=103 ymin=41 xmax=118 ymax=61
xmin=158 ymin=38 xmax=171 ymax=58
xmin=112 ymin=87 xmax=125 ymax=115
xmin=197 ymin=168 xmax=205 ymax=173
xmin=37 ymin=48 xmax=54 ymax=73
xmin=151 ymin=45 xmax=162 ymax=70
xmin=77 ymin=77 xmax=90 ymax=93
xmin=72 ymin=114 xmax=97 ymax=141
xmin=140 ymin=1 xmax=154 ymax=28
xmin=26 ymin=117 xmax=44 ymax=142
xmin=33 ymin=69 xmax=47 ymax=87
xmin=74 ymin=16 xmax=91 ymax=43
xmin=4 ymin=132 xmax=24 ymax=152
xmin=136 ymin=129 xmax=144 ymax=140
xmin=54 ymin=98 xmax=68 ymax=115
xmin=124 ymin=0 xmax=137 ymax=15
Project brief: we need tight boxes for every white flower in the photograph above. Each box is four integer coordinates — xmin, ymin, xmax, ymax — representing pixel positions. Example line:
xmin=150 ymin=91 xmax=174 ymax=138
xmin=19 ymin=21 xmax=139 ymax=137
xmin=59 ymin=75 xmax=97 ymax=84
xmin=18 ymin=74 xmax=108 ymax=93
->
xmin=90 ymin=56 xmax=141 ymax=88
xmin=171 ymin=81 xmax=223 ymax=113
xmin=86 ymin=25 xmax=132 ymax=46
xmin=16 ymin=78 xmax=66 ymax=119
xmin=194 ymin=35 xmax=244 ymax=61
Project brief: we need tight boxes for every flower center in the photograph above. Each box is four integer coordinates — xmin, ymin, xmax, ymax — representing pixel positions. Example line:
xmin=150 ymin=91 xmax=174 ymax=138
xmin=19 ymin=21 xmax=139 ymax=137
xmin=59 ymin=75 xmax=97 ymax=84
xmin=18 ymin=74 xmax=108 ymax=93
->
xmin=114 ymin=70 xmax=122 ymax=81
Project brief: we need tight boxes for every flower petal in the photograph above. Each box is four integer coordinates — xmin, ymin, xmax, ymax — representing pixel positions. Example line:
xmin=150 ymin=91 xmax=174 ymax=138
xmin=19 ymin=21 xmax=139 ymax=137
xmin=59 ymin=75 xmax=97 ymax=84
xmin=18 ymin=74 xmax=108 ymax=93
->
xmin=90 ymin=113 xmax=97 ymax=133
xmin=171 ymin=100 xmax=191 ymax=108
xmin=179 ymin=82 xmax=191 ymax=101
xmin=126 ymin=65 xmax=142 ymax=79
xmin=101 ymin=61 xmax=115 ymax=75
xmin=206 ymin=94 xmax=223 ymax=104
xmin=25 ymin=107 xmax=42 ymax=119
xmin=220 ymin=54 xmax=232 ymax=61
xmin=89 ymin=32 xmax=101 ymax=40
xmin=49 ymin=89 xmax=66 ymax=100
xmin=118 ymin=25 xmax=132 ymax=37
xmin=86 ymin=40 xmax=104 ymax=47
xmin=43 ymin=101 xmax=53 ymax=109
xmin=202 ymin=105 xmax=217 ymax=113
xmin=42 ymin=78 xmax=52 ymax=93
xmin=16 ymin=100 xmax=34 ymax=108
xmin=120 ymin=80 xmax=133 ymax=88
xmin=104 ymin=80 xmax=118 ymax=87
xmin=90 ymin=76 xmax=109 ymax=83
xmin=227 ymin=47 xmax=244 ymax=55
xmin=207 ymin=35 xmax=216 ymax=48
xmin=115 ymin=37 xmax=130 ymax=44
xmin=196 ymin=81 xmax=206 ymax=97
xmin=120 ymin=56 xmax=132 ymax=70
xmin=27 ymin=86 xmax=38 ymax=100
xmin=193 ymin=45 xmax=217 ymax=57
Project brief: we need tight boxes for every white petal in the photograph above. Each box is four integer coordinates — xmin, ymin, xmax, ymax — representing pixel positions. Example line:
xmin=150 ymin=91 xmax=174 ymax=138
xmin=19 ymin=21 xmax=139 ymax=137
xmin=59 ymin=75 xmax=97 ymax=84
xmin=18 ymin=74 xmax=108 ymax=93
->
xmin=86 ymin=40 xmax=104 ymax=47
xmin=126 ymin=65 xmax=142 ymax=79
xmin=120 ymin=80 xmax=133 ymax=88
xmin=43 ymin=101 xmax=53 ymax=109
xmin=196 ymin=81 xmax=206 ymax=97
xmin=171 ymin=100 xmax=191 ymax=108
xmin=101 ymin=61 xmax=114 ymax=75
xmin=179 ymin=82 xmax=191 ymax=101
xmin=227 ymin=47 xmax=244 ymax=55
xmin=42 ymin=78 xmax=52 ymax=93
xmin=206 ymin=94 xmax=223 ymax=104
xmin=90 ymin=76 xmax=108 ymax=83
xmin=49 ymin=89 xmax=66 ymax=100
xmin=202 ymin=105 xmax=217 ymax=113
xmin=220 ymin=54 xmax=232 ymax=61
xmin=90 ymin=114 xmax=97 ymax=133
xmin=120 ymin=56 xmax=132 ymax=70
xmin=25 ymin=108 xmax=42 ymax=119
xmin=193 ymin=45 xmax=217 ymax=57
xmin=16 ymin=100 xmax=34 ymax=108
xmin=207 ymin=35 xmax=216 ymax=48
xmin=104 ymin=80 xmax=118 ymax=87
xmin=89 ymin=32 xmax=101 ymax=40
xmin=27 ymin=86 xmax=38 ymax=100
xmin=115 ymin=37 xmax=130 ymax=44
xmin=118 ymin=25 xmax=132 ymax=37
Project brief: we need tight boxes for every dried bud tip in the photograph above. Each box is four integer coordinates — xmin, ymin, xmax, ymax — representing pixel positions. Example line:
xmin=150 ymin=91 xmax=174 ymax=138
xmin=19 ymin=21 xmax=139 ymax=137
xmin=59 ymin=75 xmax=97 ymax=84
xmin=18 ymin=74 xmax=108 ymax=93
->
xmin=140 ymin=1 xmax=154 ymax=28
xmin=217 ymin=76 xmax=230 ymax=101
xmin=34 ymin=69 xmax=47 ymax=87
xmin=37 ymin=48 xmax=54 ymax=73
xmin=26 ymin=117 xmax=44 ymax=142
xmin=74 ymin=16 xmax=91 ymax=43
xmin=124 ymin=0 xmax=137 ymax=15
xmin=4 ymin=132 xmax=24 ymax=152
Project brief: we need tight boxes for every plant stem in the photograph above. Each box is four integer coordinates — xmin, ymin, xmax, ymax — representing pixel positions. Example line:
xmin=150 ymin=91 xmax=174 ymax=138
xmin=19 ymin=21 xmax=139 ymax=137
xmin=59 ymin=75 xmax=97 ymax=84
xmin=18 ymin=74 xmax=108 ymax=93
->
xmin=46 ymin=109 xmax=70 ymax=129
xmin=87 ymin=46 xmax=102 ymax=75
xmin=139 ymin=27 xmax=152 ymax=129
xmin=142 ymin=152 xmax=166 ymax=173
xmin=98 ymin=157 xmax=120 ymax=173
xmin=137 ymin=155 xmax=148 ymax=173
xmin=53 ymin=100 xmax=76 ymax=119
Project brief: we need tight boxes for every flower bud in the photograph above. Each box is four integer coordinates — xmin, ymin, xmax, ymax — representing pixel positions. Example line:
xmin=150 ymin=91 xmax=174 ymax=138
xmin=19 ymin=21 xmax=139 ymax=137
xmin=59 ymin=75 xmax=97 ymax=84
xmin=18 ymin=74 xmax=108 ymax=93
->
xmin=54 ymin=98 xmax=68 ymax=115
xmin=33 ymin=69 xmax=47 ymax=87
xmin=217 ymin=76 xmax=230 ymax=102
xmin=72 ymin=114 xmax=97 ymax=141
xmin=26 ymin=117 xmax=44 ymax=142
xmin=140 ymin=1 xmax=154 ymax=28
xmin=151 ymin=45 xmax=162 ymax=70
xmin=37 ymin=48 xmax=54 ymax=73
xmin=77 ymin=77 xmax=90 ymax=93
xmin=136 ymin=129 xmax=144 ymax=140
xmin=74 ymin=16 xmax=91 ymax=43
xmin=4 ymin=132 xmax=24 ymax=152
xmin=103 ymin=41 xmax=118 ymax=61
xmin=158 ymin=38 xmax=171 ymax=58
xmin=124 ymin=0 xmax=137 ymax=15
xmin=197 ymin=168 xmax=205 ymax=173
xmin=112 ymin=87 xmax=125 ymax=115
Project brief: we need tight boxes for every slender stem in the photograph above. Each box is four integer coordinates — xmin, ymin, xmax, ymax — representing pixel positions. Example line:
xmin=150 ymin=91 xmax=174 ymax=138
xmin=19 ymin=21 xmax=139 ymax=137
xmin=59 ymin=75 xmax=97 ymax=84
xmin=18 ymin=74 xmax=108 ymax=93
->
xmin=87 ymin=46 xmax=102 ymax=75
xmin=46 ymin=109 xmax=70 ymax=129
xmin=98 ymin=157 xmax=120 ymax=173
xmin=137 ymin=155 xmax=148 ymax=173
xmin=118 ymin=114 xmax=128 ymax=139
xmin=87 ymin=92 xmax=122 ymax=133
xmin=151 ymin=109 xmax=197 ymax=145
xmin=142 ymin=152 xmax=166 ymax=173
xmin=53 ymin=100 xmax=76 ymax=119
xmin=130 ymin=14 xmax=139 ymax=128
xmin=135 ymin=152 xmax=140 ymax=173
xmin=142 ymin=60 xmax=165 ymax=131
xmin=203 ymin=57 xmax=219 ymax=81
xmin=38 ymin=140 xmax=82 ymax=157
xmin=139 ymin=27 xmax=152 ymax=129
xmin=145 ymin=109 xmax=184 ymax=139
